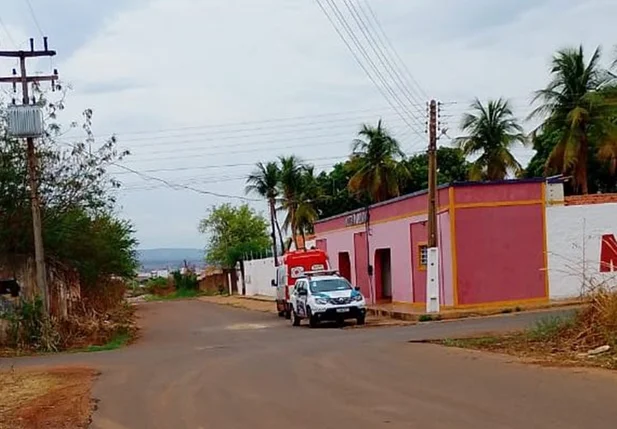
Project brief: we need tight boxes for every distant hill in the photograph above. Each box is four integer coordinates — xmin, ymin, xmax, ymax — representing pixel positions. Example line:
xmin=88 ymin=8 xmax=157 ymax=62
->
xmin=137 ymin=248 xmax=205 ymax=272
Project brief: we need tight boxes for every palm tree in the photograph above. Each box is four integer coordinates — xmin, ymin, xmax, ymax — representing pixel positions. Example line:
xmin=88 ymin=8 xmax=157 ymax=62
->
xmin=278 ymin=155 xmax=304 ymax=250
xmin=295 ymin=166 xmax=320 ymax=246
xmin=456 ymin=98 xmax=526 ymax=181
xmin=530 ymin=45 xmax=617 ymax=194
xmin=348 ymin=120 xmax=408 ymax=203
xmin=245 ymin=161 xmax=281 ymax=265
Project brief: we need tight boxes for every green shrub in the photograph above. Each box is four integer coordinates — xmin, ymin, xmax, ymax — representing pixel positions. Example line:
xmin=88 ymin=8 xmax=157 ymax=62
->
xmin=418 ymin=314 xmax=433 ymax=322
xmin=527 ymin=315 xmax=574 ymax=341
xmin=5 ymin=297 xmax=60 ymax=352
xmin=172 ymin=270 xmax=199 ymax=291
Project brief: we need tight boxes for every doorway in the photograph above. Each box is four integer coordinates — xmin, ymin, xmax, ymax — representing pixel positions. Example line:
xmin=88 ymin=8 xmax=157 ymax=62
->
xmin=375 ymin=248 xmax=392 ymax=301
xmin=338 ymin=252 xmax=352 ymax=282
xmin=353 ymin=232 xmax=370 ymax=299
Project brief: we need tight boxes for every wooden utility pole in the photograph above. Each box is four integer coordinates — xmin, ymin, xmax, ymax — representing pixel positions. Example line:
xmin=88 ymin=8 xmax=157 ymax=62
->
xmin=427 ymin=99 xmax=438 ymax=248
xmin=0 ymin=38 xmax=58 ymax=313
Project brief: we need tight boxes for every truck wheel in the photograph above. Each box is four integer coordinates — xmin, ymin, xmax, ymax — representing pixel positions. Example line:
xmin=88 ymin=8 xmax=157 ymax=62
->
xmin=291 ymin=309 xmax=300 ymax=326
xmin=307 ymin=308 xmax=319 ymax=329
xmin=356 ymin=315 xmax=366 ymax=326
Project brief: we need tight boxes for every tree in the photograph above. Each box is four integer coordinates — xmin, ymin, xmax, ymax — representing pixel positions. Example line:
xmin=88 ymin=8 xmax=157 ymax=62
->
xmin=525 ymin=124 xmax=617 ymax=194
xmin=348 ymin=120 xmax=409 ymax=203
xmin=278 ymin=155 xmax=304 ymax=249
xmin=400 ymin=147 xmax=471 ymax=194
xmin=314 ymin=161 xmax=363 ymax=219
xmin=530 ymin=45 xmax=617 ymax=194
xmin=456 ymin=98 xmax=526 ymax=181
xmin=199 ymin=204 xmax=271 ymax=269
xmin=1 ymin=94 xmax=138 ymax=290
xmin=295 ymin=166 xmax=320 ymax=245
xmin=245 ymin=161 xmax=282 ymax=265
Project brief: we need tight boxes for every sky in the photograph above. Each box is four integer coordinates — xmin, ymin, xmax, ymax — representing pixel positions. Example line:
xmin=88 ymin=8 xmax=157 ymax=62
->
xmin=1 ymin=0 xmax=616 ymax=249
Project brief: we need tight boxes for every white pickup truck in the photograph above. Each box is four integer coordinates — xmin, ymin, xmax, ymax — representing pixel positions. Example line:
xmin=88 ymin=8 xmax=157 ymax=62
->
xmin=288 ymin=271 xmax=366 ymax=328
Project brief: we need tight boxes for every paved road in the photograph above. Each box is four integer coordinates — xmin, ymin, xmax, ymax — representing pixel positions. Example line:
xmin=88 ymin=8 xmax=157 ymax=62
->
xmin=3 ymin=301 xmax=616 ymax=429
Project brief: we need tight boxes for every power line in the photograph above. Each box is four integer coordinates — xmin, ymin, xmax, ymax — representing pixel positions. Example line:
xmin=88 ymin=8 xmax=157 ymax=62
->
xmin=359 ymin=0 xmax=429 ymax=100
xmin=110 ymin=162 xmax=261 ymax=202
xmin=343 ymin=0 xmax=427 ymax=118
xmin=314 ymin=0 xmax=425 ymax=135
xmin=90 ymin=113 xmax=410 ymax=146
xmin=88 ymin=105 xmax=404 ymax=138
xmin=322 ymin=0 xmax=426 ymax=132
xmin=23 ymin=0 xmax=45 ymax=38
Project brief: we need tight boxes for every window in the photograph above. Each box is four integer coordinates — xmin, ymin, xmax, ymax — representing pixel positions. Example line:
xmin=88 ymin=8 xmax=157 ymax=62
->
xmin=418 ymin=244 xmax=428 ymax=270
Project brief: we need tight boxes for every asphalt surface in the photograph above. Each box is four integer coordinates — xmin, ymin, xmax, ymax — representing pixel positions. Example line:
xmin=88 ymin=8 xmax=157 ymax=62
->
xmin=3 ymin=301 xmax=616 ymax=429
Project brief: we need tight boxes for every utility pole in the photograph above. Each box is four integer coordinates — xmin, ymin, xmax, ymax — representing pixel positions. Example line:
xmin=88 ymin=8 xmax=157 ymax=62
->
xmin=426 ymin=99 xmax=440 ymax=313
xmin=0 ymin=38 xmax=59 ymax=313
xmin=427 ymin=99 xmax=438 ymax=248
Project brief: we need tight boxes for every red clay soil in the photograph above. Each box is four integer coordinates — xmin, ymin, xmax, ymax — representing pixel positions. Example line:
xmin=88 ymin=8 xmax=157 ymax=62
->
xmin=0 ymin=367 xmax=97 ymax=429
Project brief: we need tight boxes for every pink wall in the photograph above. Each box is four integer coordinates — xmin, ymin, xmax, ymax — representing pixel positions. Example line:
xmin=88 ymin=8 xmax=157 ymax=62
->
xmin=438 ymin=212 xmax=454 ymax=306
xmin=313 ymin=180 xmax=547 ymax=307
xmin=367 ymin=217 xmax=416 ymax=303
xmin=314 ymin=211 xmax=454 ymax=305
xmin=409 ymin=221 xmax=427 ymax=303
xmin=454 ymin=182 xmax=542 ymax=204
xmin=455 ymin=204 xmax=546 ymax=305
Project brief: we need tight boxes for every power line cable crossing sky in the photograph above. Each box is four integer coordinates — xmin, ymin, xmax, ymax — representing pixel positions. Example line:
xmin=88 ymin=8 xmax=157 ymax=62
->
xmin=1 ymin=0 xmax=614 ymax=247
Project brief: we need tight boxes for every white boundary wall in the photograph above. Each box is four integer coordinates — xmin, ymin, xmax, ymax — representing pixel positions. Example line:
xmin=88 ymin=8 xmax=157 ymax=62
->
xmin=546 ymin=201 xmax=617 ymax=299
xmin=243 ymin=257 xmax=277 ymax=297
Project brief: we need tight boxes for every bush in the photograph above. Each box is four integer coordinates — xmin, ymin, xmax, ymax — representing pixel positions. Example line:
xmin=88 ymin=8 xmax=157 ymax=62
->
xmin=145 ymin=276 xmax=173 ymax=296
xmin=4 ymin=297 xmax=60 ymax=352
xmin=527 ymin=315 xmax=574 ymax=342
xmin=172 ymin=270 xmax=199 ymax=291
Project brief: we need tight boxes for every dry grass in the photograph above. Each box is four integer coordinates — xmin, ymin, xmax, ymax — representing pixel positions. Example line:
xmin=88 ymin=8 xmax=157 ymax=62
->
xmin=440 ymin=288 xmax=617 ymax=370
xmin=0 ymin=367 xmax=97 ymax=429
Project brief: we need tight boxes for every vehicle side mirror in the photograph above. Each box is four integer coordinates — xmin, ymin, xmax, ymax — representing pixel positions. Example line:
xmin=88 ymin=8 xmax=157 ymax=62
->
xmin=354 ymin=286 xmax=360 ymax=292
xmin=299 ymin=289 xmax=308 ymax=296
xmin=271 ymin=279 xmax=276 ymax=287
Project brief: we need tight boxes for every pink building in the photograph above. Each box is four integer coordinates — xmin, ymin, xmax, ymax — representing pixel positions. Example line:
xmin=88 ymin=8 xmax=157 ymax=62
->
xmin=314 ymin=179 xmax=553 ymax=308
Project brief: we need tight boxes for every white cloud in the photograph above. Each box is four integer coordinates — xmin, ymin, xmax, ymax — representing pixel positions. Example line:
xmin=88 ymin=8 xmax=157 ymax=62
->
xmin=3 ymin=0 xmax=616 ymax=247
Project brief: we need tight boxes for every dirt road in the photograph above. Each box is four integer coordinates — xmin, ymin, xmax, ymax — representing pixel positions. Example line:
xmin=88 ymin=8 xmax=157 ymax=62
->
xmin=3 ymin=301 xmax=616 ymax=428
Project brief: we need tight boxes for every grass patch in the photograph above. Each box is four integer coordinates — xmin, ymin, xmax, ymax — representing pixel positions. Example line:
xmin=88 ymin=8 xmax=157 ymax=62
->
xmin=418 ymin=314 xmax=442 ymax=322
xmin=84 ymin=330 xmax=131 ymax=353
xmin=526 ymin=315 xmax=574 ymax=341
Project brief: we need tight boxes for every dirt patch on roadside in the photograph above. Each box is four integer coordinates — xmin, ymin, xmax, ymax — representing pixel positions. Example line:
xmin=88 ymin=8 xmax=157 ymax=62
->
xmin=0 ymin=367 xmax=98 ymax=429
xmin=199 ymin=295 xmax=277 ymax=314
xmin=436 ymin=333 xmax=617 ymax=371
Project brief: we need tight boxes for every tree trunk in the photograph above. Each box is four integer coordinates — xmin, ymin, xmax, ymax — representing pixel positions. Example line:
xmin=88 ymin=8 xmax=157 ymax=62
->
xmin=268 ymin=199 xmax=279 ymax=266
xmin=274 ymin=215 xmax=285 ymax=256
xmin=239 ymin=260 xmax=246 ymax=295
xmin=290 ymin=206 xmax=299 ymax=250
xmin=579 ymin=133 xmax=589 ymax=195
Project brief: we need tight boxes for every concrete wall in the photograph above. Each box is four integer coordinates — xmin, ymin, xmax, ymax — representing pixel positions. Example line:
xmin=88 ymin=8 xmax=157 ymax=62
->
xmin=243 ymin=257 xmax=277 ymax=297
xmin=546 ymin=201 xmax=617 ymax=299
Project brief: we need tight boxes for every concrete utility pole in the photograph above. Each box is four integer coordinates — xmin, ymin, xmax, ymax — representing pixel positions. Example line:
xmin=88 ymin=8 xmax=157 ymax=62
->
xmin=0 ymin=37 xmax=59 ymax=313
xmin=426 ymin=99 xmax=440 ymax=313
xmin=427 ymin=99 xmax=438 ymax=248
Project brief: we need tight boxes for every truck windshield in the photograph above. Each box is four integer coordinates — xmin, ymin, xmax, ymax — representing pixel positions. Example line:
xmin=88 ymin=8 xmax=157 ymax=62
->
xmin=310 ymin=278 xmax=352 ymax=293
